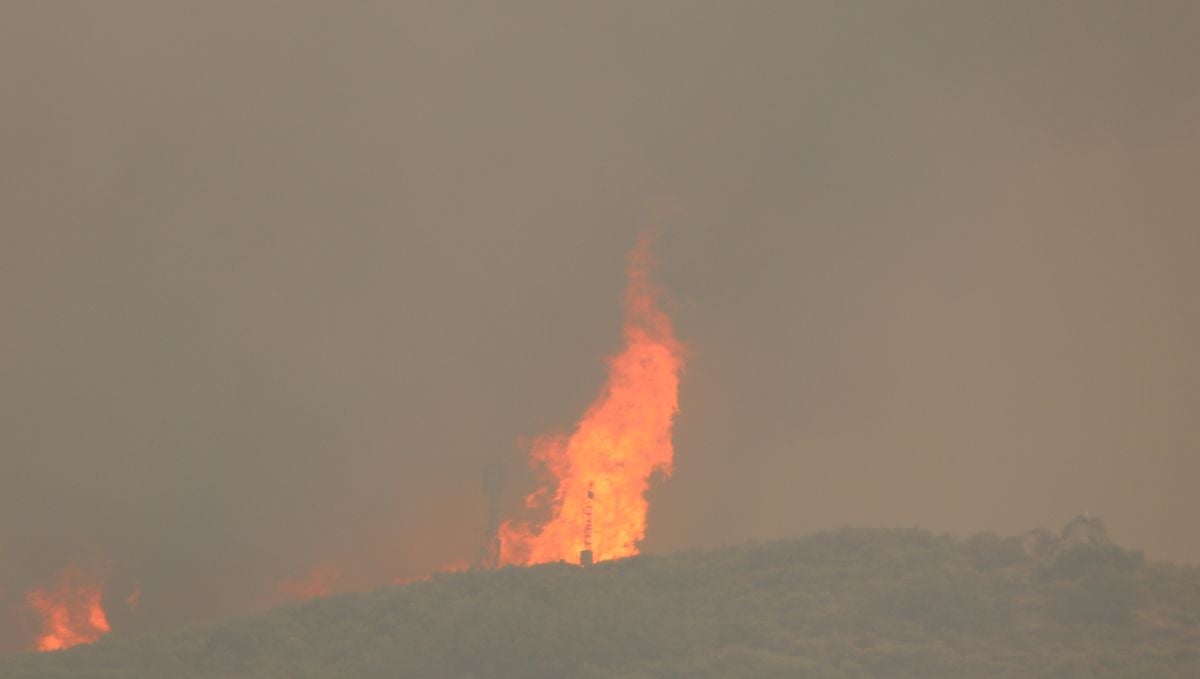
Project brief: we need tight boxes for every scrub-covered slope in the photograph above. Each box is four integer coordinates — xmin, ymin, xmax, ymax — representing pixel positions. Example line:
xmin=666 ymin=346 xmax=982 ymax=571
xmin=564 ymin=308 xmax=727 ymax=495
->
xmin=5 ymin=519 xmax=1199 ymax=678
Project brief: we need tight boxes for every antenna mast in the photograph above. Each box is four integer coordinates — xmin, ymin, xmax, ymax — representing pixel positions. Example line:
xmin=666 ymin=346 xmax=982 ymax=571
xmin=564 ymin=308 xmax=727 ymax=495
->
xmin=478 ymin=461 xmax=504 ymax=569
xmin=580 ymin=481 xmax=594 ymax=566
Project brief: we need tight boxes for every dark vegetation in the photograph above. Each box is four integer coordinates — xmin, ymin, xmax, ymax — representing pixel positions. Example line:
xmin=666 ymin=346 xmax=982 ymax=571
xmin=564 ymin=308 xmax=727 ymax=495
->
xmin=4 ymin=520 xmax=1198 ymax=678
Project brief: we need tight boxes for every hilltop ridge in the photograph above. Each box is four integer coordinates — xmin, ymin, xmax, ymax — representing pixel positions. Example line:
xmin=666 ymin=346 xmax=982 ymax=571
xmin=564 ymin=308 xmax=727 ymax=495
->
xmin=4 ymin=519 xmax=1198 ymax=678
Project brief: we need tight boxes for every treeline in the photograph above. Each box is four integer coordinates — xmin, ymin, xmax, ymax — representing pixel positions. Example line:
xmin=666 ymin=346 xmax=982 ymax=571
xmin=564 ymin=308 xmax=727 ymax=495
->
xmin=3 ymin=523 xmax=1198 ymax=678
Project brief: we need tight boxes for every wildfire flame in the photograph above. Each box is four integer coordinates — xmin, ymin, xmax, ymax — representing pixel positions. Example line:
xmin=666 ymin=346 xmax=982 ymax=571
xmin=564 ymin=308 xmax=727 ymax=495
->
xmin=277 ymin=565 xmax=342 ymax=602
xmin=499 ymin=234 xmax=684 ymax=565
xmin=26 ymin=565 xmax=111 ymax=652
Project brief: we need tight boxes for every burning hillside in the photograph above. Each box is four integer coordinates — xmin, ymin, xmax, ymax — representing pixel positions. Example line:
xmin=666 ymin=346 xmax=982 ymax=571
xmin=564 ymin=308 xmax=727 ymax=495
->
xmin=2 ymin=235 xmax=683 ymax=653
xmin=25 ymin=565 xmax=110 ymax=652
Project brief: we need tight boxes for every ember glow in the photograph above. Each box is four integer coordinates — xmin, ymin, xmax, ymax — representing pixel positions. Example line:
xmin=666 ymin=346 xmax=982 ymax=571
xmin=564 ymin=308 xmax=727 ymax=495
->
xmin=392 ymin=560 xmax=471 ymax=587
xmin=499 ymin=235 xmax=684 ymax=566
xmin=277 ymin=565 xmax=342 ymax=601
xmin=26 ymin=565 xmax=111 ymax=652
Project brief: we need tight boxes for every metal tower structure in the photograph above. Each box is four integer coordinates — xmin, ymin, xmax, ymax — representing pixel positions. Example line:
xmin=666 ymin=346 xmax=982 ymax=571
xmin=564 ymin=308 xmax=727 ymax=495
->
xmin=478 ymin=461 xmax=505 ymax=569
xmin=580 ymin=481 xmax=594 ymax=566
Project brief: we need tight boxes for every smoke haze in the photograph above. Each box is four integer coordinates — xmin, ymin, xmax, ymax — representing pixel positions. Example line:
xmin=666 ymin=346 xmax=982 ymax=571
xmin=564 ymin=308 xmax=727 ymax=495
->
xmin=2 ymin=1 xmax=1198 ymax=650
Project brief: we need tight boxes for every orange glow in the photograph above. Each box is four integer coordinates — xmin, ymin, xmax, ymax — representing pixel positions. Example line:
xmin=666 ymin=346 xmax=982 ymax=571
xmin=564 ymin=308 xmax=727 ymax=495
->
xmin=499 ymin=234 xmax=684 ymax=566
xmin=277 ymin=565 xmax=342 ymax=601
xmin=438 ymin=559 xmax=471 ymax=573
xmin=26 ymin=565 xmax=111 ymax=652
xmin=392 ymin=559 xmax=471 ymax=586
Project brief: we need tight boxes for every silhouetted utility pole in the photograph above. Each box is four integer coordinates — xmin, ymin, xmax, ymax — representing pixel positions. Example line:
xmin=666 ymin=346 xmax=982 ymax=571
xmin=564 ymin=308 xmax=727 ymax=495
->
xmin=478 ymin=461 xmax=504 ymax=569
xmin=580 ymin=481 xmax=594 ymax=566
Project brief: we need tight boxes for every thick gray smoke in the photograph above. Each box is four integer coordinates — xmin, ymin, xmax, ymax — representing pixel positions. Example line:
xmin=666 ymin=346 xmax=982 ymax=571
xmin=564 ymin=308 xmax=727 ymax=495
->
xmin=2 ymin=1 xmax=1198 ymax=651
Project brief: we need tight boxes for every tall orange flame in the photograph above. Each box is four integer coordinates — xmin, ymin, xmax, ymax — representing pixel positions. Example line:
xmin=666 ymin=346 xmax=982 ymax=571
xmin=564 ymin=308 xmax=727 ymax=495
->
xmin=26 ymin=565 xmax=111 ymax=652
xmin=499 ymin=235 xmax=684 ymax=566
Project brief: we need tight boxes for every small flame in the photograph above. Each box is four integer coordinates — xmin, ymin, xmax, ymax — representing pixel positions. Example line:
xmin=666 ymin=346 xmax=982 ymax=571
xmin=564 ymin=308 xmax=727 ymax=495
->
xmin=26 ymin=565 xmax=111 ymax=652
xmin=499 ymin=234 xmax=684 ymax=565
xmin=392 ymin=559 xmax=471 ymax=586
xmin=125 ymin=587 xmax=142 ymax=610
xmin=439 ymin=559 xmax=471 ymax=574
xmin=277 ymin=565 xmax=342 ymax=601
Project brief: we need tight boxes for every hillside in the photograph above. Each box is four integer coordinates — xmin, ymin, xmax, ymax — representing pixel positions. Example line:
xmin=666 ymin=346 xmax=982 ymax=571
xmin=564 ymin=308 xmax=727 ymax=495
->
xmin=4 ymin=519 xmax=1199 ymax=678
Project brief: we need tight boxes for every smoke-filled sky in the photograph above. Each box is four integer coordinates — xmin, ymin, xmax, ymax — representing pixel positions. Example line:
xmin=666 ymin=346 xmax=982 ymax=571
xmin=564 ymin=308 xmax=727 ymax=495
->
xmin=2 ymin=1 xmax=1198 ymax=650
